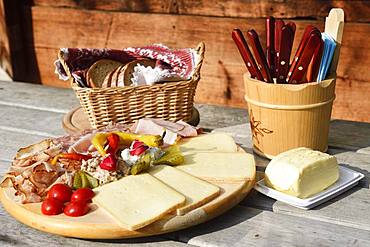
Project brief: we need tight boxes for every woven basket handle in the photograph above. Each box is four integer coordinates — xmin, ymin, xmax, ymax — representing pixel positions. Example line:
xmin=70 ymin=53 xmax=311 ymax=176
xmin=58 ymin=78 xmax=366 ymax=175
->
xmin=192 ymin=42 xmax=205 ymax=80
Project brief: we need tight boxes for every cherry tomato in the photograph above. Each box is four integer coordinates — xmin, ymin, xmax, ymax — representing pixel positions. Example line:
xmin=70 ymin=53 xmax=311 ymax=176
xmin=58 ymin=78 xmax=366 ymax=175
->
xmin=64 ymin=202 xmax=90 ymax=217
xmin=41 ymin=198 xmax=64 ymax=215
xmin=47 ymin=183 xmax=73 ymax=202
xmin=71 ymin=188 xmax=95 ymax=203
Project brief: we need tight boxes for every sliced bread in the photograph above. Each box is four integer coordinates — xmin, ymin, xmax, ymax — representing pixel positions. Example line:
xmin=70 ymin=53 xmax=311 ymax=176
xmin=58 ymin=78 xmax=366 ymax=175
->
xmin=121 ymin=59 xmax=156 ymax=86
xmin=86 ymin=59 xmax=122 ymax=88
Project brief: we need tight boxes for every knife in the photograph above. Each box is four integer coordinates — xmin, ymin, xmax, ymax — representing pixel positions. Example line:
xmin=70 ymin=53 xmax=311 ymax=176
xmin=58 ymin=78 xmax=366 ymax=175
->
xmin=276 ymin=24 xmax=295 ymax=83
xmin=274 ymin=20 xmax=285 ymax=58
xmin=246 ymin=29 xmax=273 ymax=83
xmin=232 ymin=28 xmax=264 ymax=80
xmin=306 ymin=38 xmax=324 ymax=82
xmin=266 ymin=16 xmax=276 ymax=77
xmin=287 ymin=26 xmax=322 ymax=84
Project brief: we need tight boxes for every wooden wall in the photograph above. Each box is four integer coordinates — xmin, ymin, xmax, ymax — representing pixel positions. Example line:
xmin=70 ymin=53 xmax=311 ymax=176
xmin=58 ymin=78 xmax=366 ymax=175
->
xmin=1 ymin=0 xmax=370 ymax=122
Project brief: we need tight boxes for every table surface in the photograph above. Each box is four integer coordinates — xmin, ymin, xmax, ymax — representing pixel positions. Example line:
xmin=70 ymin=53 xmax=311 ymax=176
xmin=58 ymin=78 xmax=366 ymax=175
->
xmin=1 ymin=80 xmax=370 ymax=247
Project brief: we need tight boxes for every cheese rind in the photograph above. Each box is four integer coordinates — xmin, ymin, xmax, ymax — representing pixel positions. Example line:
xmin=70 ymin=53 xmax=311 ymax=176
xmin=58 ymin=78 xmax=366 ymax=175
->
xmin=93 ymin=173 xmax=186 ymax=230
xmin=149 ymin=165 xmax=220 ymax=215
xmin=177 ymin=152 xmax=256 ymax=182
xmin=179 ymin=133 xmax=238 ymax=155
xmin=265 ymin=147 xmax=339 ymax=198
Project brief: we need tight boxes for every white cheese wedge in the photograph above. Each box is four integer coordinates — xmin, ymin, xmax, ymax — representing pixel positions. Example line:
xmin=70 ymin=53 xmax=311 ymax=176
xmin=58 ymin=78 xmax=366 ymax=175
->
xmin=178 ymin=133 xmax=238 ymax=155
xmin=93 ymin=173 xmax=186 ymax=230
xmin=149 ymin=165 xmax=221 ymax=215
xmin=265 ymin=147 xmax=339 ymax=199
xmin=177 ymin=152 xmax=256 ymax=182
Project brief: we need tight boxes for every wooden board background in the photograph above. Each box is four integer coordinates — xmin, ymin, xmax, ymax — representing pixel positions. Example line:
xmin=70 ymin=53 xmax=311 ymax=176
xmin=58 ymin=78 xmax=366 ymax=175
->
xmin=0 ymin=1 xmax=369 ymax=122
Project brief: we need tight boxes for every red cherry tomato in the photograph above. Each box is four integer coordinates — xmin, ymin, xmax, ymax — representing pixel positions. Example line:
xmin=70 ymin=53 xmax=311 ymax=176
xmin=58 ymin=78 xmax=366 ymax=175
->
xmin=71 ymin=188 xmax=95 ymax=203
xmin=64 ymin=202 xmax=90 ymax=217
xmin=41 ymin=198 xmax=64 ymax=215
xmin=47 ymin=183 xmax=73 ymax=202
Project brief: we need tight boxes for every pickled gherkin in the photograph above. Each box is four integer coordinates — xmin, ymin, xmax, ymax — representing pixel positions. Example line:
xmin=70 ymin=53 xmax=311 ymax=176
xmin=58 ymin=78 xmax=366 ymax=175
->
xmin=154 ymin=145 xmax=184 ymax=166
xmin=130 ymin=153 xmax=152 ymax=175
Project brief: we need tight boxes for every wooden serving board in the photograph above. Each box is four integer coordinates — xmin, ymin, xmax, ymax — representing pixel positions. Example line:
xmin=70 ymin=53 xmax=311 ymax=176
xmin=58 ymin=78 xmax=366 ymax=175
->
xmin=0 ymin=147 xmax=255 ymax=239
xmin=63 ymin=107 xmax=200 ymax=134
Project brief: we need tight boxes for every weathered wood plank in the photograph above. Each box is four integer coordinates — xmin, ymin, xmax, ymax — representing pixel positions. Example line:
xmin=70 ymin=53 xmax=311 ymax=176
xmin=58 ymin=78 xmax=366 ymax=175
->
xmin=27 ymin=6 xmax=370 ymax=122
xmin=0 ymin=205 xmax=191 ymax=247
xmin=329 ymin=120 xmax=370 ymax=151
xmin=0 ymin=81 xmax=78 ymax=112
xmin=166 ymin=205 xmax=370 ymax=247
xmin=0 ymin=105 xmax=66 ymax=136
xmin=33 ymin=0 xmax=370 ymax=23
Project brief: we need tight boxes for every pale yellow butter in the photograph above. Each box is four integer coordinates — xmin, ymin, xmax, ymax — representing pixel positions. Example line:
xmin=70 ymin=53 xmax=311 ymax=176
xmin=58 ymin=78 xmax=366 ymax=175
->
xmin=265 ymin=147 xmax=339 ymax=198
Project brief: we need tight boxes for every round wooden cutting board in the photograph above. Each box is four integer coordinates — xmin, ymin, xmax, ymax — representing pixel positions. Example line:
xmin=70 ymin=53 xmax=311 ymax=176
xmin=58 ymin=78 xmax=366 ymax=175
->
xmin=63 ymin=107 xmax=200 ymax=134
xmin=0 ymin=146 xmax=255 ymax=239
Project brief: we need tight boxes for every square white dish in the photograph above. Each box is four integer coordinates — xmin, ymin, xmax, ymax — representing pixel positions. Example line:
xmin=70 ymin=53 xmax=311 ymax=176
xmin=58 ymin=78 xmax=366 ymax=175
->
xmin=254 ymin=166 xmax=365 ymax=210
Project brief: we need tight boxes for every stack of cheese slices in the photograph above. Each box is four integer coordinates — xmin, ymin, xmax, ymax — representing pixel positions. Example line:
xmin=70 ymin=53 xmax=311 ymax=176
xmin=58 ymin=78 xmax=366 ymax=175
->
xmin=93 ymin=133 xmax=256 ymax=230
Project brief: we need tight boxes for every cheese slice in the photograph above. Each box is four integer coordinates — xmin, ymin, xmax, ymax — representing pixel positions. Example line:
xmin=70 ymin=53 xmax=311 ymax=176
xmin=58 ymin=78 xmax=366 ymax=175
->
xmin=93 ymin=173 xmax=186 ymax=230
xmin=177 ymin=152 xmax=256 ymax=182
xmin=149 ymin=165 xmax=220 ymax=215
xmin=179 ymin=133 xmax=238 ymax=155
xmin=265 ymin=147 xmax=339 ymax=198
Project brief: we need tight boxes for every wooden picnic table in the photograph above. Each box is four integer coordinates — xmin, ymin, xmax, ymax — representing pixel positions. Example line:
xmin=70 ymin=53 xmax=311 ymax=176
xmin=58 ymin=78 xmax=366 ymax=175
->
xmin=1 ymin=80 xmax=369 ymax=246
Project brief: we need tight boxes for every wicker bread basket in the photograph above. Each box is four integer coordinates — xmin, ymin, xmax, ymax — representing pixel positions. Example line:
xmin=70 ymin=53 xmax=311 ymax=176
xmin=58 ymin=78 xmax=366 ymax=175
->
xmin=60 ymin=42 xmax=205 ymax=129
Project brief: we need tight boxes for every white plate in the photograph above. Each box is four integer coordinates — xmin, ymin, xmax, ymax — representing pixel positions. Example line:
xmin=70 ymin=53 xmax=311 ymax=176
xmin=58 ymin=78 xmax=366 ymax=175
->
xmin=254 ymin=166 xmax=365 ymax=209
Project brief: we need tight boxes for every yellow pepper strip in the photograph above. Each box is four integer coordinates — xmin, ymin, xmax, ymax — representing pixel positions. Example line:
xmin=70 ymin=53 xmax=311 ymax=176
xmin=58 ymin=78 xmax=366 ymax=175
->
xmin=91 ymin=132 xmax=163 ymax=157
xmin=113 ymin=131 xmax=163 ymax=147
xmin=91 ymin=133 xmax=109 ymax=156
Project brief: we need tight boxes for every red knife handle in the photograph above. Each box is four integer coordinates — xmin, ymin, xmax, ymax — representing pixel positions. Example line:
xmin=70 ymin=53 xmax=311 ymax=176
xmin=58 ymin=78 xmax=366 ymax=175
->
xmin=247 ymin=29 xmax=273 ymax=83
xmin=288 ymin=32 xmax=322 ymax=84
xmin=276 ymin=25 xmax=295 ymax=83
xmin=306 ymin=39 xmax=324 ymax=82
xmin=274 ymin=20 xmax=285 ymax=54
xmin=266 ymin=17 xmax=276 ymax=77
xmin=286 ymin=22 xmax=296 ymax=33
xmin=287 ymin=25 xmax=317 ymax=82
xmin=232 ymin=29 xmax=263 ymax=80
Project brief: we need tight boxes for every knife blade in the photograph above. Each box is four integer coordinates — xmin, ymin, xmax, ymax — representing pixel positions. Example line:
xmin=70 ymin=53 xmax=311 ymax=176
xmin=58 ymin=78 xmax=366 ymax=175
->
xmin=232 ymin=28 xmax=264 ymax=80
xmin=247 ymin=29 xmax=273 ymax=83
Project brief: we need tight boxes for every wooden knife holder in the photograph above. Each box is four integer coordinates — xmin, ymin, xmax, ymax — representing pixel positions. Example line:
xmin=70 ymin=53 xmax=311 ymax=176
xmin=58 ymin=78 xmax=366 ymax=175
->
xmin=244 ymin=74 xmax=336 ymax=159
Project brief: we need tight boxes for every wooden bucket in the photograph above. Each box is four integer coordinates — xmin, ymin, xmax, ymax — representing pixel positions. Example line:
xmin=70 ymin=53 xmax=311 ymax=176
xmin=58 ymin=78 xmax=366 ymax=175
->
xmin=244 ymin=73 xmax=336 ymax=159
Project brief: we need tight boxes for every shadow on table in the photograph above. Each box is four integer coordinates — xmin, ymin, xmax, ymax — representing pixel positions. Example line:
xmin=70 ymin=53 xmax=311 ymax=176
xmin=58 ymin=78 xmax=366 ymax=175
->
xmin=163 ymin=205 xmax=261 ymax=243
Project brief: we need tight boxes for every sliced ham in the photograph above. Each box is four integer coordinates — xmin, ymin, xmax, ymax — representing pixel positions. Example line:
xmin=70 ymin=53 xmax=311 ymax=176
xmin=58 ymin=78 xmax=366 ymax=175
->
xmin=175 ymin=120 xmax=198 ymax=137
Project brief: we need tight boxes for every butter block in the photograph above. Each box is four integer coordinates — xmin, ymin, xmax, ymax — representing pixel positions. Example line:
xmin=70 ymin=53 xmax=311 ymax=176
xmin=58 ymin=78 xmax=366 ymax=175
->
xmin=265 ymin=147 xmax=339 ymax=198
xmin=179 ymin=133 xmax=238 ymax=155
xmin=177 ymin=152 xmax=256 ymax=182
xmin=149 ymin=165 xmax=220 ymax=215
xmin=93 ymin=173 xmax=186 ymax=230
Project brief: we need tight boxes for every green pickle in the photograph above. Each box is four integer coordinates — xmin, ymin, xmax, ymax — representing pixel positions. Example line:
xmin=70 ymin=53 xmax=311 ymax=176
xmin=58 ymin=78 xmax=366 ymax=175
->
xmin=130 ymin=153 xmax=152 ymax=175
xmin=73 ymin=171 xmax=99 ymax=189
xmin=154 ymin=145 xmax=184 ymax=166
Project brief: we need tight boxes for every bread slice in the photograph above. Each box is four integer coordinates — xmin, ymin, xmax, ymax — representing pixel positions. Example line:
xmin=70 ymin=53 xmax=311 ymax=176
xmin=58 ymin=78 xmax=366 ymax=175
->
xmin=149 ymin=165 xmax=220 ymax=215
xmin=93 ymin=173 xmax=186 ymax=230
xmin=86 ymin=59 xmax=122 ymax=88
xmin=121 ymin=59 xmax=156 ymax=86
xmin=104 ymin=65 xmax=125 ymax=88
xmin=177 ymin=152 xmax=256 ymax=182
